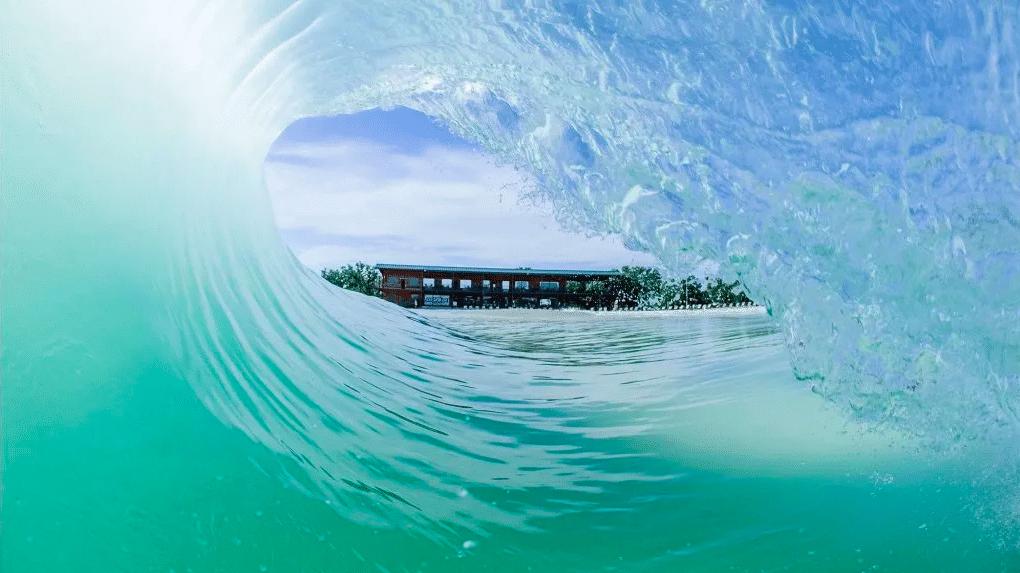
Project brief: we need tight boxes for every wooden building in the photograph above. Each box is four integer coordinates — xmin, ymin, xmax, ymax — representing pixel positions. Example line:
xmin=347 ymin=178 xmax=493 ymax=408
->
xmin=376 ymin=264 xmax=620 ymax=309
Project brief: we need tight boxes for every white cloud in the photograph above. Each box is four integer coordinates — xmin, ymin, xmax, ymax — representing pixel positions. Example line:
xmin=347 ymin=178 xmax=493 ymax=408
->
xmin=263 ymin=139 xmax=657 ymax=271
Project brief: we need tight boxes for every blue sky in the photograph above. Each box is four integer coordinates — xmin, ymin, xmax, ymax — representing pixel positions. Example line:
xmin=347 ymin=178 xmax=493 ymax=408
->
xmin=264 ymin=107 xmax=657 ymax=271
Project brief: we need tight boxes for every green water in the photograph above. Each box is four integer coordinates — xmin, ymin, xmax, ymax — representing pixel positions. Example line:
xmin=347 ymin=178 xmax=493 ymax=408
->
xmin=5 ymin=310 xmax=1017 ymax=571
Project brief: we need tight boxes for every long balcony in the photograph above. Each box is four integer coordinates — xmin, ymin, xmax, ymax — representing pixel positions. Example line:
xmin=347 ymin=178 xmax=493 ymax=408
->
xmin=422 ymin=284 xmax=572 ymax=295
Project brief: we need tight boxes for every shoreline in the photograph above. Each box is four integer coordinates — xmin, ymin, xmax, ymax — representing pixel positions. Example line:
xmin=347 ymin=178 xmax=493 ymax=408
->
xmin=412 ymin=305 xmax=768 ymax=320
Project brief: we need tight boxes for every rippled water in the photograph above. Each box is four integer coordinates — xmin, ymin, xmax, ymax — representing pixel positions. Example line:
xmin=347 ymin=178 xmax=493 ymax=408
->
xmin=5 ymin=0 xmax=1020 ymax=570
xmin=5 ymin=307 xmax=1016 ymax=571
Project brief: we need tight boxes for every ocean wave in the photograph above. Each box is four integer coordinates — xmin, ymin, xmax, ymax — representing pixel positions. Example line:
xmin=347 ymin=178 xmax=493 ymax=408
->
xmin=4 ymin=0 xmax=1020 ymax=570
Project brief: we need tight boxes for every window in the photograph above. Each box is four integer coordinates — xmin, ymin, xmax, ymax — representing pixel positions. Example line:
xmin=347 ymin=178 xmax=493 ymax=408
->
xmin=385 ymin=276 xmax=400 ymax=285
xmin=482 ymin=279 xmax=491 ymax=288
xmin=442 ymin=278 xmax=453 ymax=288
xmin=539 ymin=281 xmax=559 ymax=291
xmin=405 ymin=277 xmax=420 ymax=287
xmin=502 ymin=281 xmax=510 ymax=291
xmin=460 ymin=279 xmax=472 ymax=289
xmin=514 ymin=280 xmax=530 ymax=290
xmin=424 ymin=294 xmax=450 ymax=306
xmin=423 ymin=278 xmax=435 ymax=287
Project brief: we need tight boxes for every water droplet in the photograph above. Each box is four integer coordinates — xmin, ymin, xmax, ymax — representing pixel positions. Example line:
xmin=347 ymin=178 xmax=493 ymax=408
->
xmin=215 ymin=476 xmax=224 ymax=481
xmin=255 ymin=510 xmax=264 ymax=517
xmin=457 ymin=488 xmax=468 ymax=498
xmin=462 ymin=540 xmax=477 ymax=550
xmin=259 ymin=565 xmax=267 ymax=572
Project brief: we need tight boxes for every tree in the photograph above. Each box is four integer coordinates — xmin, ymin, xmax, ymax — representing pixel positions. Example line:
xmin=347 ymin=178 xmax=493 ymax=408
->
xmin=706 ymin=278 xmax=725 ymax=306
xmin=321 ymin=262 xmax=382 ymax=297
xmin=680 ymin=275 xmax=707 ymax=306
xmin=516 ymin=265 xmax=755 ymax=310
xmin=582 ymin=280 xmax=608 ymax=309
xmin=659 ymin=278 xmax=684 ymax=307
xmin=614 ymin=266 xmax=663 ymax=308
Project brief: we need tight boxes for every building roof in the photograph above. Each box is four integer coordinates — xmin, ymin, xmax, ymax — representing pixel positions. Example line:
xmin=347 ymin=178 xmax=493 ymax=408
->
xmin=375 ymin=263 xmax=620 ymax=277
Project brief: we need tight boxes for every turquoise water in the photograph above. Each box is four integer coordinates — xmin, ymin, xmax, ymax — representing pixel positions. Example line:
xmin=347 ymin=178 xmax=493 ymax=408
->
xmin=6 ymin=308 xmax=1016 ymax=571
xmin=4 ymin=0 xmax=1020 ymax=570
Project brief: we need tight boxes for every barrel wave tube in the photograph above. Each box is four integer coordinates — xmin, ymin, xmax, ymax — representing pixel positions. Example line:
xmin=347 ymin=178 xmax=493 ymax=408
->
xmin=3 ymin=1 xmax=1020 ymax=572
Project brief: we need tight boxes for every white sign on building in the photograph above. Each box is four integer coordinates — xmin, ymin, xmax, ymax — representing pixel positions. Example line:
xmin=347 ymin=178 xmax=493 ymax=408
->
xmin=423 ymin=295 xmax=450 ymax=307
